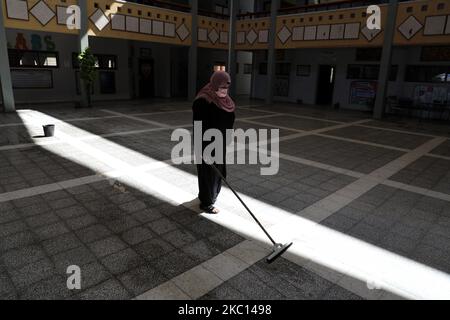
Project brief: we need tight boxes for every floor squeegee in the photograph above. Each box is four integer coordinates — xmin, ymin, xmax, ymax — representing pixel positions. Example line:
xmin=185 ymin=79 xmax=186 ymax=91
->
xmin=209 ymin=163 xmax=293 ymax=264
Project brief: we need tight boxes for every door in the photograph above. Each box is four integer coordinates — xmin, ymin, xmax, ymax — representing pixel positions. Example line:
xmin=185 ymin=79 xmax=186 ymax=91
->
xmin=316 ymin=65 xmax=335 ymax=105
xmin=171 ymin=61 xmax=188 ymax=98
xmin=139 ymin=59 xmax=155 ymax=98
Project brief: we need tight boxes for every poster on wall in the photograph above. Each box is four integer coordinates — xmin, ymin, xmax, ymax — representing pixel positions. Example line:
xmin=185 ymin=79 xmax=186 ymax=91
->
xmin=413 ymin=85 xmax=449 ymax=104
xmin=349 ymin=81 xmax=377 ymax=106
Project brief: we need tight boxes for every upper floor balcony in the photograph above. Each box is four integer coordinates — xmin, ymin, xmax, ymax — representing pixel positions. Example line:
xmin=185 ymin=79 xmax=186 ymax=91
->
xmin=125 ymin=0 xmax=231 ymax=19
xmin=2 ymin=0 xmax=449 ymax=50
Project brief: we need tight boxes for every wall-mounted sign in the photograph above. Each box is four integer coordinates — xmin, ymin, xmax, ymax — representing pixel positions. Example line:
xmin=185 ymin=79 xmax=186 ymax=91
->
xmin=413 ymin=85 xmax=450 ymax=104
xmin=9 ymin=32 xmax=56 ymax=51
xmin=349 ymin=80 xmax=377 ymax=105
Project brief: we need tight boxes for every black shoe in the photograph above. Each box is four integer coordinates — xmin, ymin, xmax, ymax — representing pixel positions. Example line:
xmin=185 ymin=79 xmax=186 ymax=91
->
xmin=200 ymin=204 xmax=220 ymax=214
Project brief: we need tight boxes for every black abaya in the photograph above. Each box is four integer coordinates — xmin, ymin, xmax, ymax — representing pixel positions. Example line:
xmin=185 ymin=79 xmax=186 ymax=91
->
xmin=192 ymin=98 xmax=235 ymax=207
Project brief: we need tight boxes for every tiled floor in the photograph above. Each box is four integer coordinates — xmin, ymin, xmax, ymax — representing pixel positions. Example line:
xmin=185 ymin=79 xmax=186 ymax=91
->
xmin=430 ymin=140 xmax=450 ymax=157
xmin=390 ymin=157 xmax=450 ymax=194
xmin=322 ymin=185 xmax=450 ymax=273
xmin=0 ymin=100 xmax=449 ymax=300
xmin=280 ymin=135 xmax=405 ymax=174
xmin=323 ymin=125 xmax=432 ymax=149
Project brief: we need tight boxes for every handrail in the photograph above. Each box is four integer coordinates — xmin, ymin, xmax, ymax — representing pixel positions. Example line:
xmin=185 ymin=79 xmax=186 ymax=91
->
xmin=236 ymin=0 xmax=391 ymax=20
xmin=132 ymin=1 xmax=229 ymax=19
xmin=277 ymin=0 xmax=387 ymax=15
xmin=131 ymin=0 xmax=191 ymax=13
xmin=138 ymin=1 xmax=230 ymax=19
xmin=198 ymin=9 xmax=229 ymax=19
xmin=237 ymin=11 xmax=271 ymax=20
xmin=128 ymin=0 xmax=396 ymax=20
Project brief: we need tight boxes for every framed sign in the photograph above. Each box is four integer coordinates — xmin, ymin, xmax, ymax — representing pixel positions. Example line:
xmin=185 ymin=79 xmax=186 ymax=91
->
xmin=413 ymin=85 xmax=449 ymax=104
xmin=349 ymin=81 xmax=377 ymax=106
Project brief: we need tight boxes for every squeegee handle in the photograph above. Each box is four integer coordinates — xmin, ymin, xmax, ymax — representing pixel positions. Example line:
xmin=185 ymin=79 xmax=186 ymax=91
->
xmin=208 ymin=162 xmax=277 ymax=246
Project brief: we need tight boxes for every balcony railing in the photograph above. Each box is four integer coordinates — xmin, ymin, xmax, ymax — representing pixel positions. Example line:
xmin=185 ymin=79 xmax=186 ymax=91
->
xmin=237 ymin=10 xmax=271 ymax=20
xmin=127 ymin=0 xmax=191 ymax=13
xmin=277 ymin=0 xmax=389 ymax=15
xmin=126 ymin=0 xmax=231 ymax=19
xmin=198 ymin=9 xmax=229 ymax=19
xmin=122 ymin=0 xmax=416 ymax=21
xmin=236 ymin=0 xmax=404 ymax=20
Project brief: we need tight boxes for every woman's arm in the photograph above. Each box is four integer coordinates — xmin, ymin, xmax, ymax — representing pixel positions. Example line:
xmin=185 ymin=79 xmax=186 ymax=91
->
xmin=193 ymin=98 xmax=213 ymax=130
xmin=230 ymin=112 xmax=236 ymax=128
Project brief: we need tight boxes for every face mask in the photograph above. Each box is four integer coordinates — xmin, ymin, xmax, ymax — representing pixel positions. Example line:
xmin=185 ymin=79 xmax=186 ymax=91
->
xmin=216 ymin=87 xmax=228 ymax=98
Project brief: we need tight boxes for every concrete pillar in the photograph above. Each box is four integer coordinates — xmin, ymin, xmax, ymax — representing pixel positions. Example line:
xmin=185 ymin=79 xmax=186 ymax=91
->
xmin=266 ymin=0 xmax=279 ymax=105
xmin=188 ymin=0 xmax=198 ymax=101
xmin=78 ymin=0 xmax=90 ymax=107
xmin=0 ymin=2 xmax=15 ymax=112
xmin=228 ymin=0 xmax=238 ymax=99
xmin=373 ymin=0 xmax=398 ymax=119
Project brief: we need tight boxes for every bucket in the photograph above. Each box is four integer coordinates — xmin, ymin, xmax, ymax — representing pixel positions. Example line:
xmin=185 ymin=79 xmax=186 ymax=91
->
xmin=43 ymin=125 xmax=55 ymax=137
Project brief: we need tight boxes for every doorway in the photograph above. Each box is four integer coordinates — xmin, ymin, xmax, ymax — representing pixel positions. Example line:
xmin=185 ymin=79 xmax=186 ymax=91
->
xmin=171 ymin=61 xmax=188 ymax=98
xmin=316 ymin=65 xmax=335 ymax=105
xmin=139 ymin=58 xmax=155 ymax=98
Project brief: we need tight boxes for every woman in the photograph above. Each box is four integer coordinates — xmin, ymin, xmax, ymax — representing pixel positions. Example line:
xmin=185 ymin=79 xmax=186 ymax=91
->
xmin=193 ymin=71 xmax=236 ymax=214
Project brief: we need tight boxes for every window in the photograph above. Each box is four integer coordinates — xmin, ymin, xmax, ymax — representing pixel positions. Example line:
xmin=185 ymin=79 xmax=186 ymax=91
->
xmin=421 ymin=46 xmax=450 ymax=61
xmin=347 ymin=65 xmax=363 ymax=79
xmin=258 ymin=63 xmax=291 ymax=76
xmin=275 ymin=50 xmax=285 ymax=61
xmin=355 ymin=48 xmax=382 ymax=61
xmin=243 ymin=64 xmax=252 ymax=74
xmin=276 ymin=63 xmax=290 ymax=76
xmin=347 ymin=64 xmax=397 ymax=81
xmin=99 ymin=71 xmax=116 ymax=94
xmin=215 ymin=4 xmax=229 ymax=15
xmin=261 ymin=50 xmax=285 ymax=62
xmin=72 ymin=53 xmax=117 ymax=70
xmin=97 ymin=55 xmax=117 ymax=69
xmin=296 ymin=65 xmax=311 ymax=76
xmin=390 ymin=65 xmax=398 ymax=81
xmin=405 ymin=65 xmax=450 ymax=83
xmin=8 ymin=49 xmax=59 ymax=68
